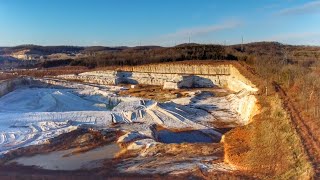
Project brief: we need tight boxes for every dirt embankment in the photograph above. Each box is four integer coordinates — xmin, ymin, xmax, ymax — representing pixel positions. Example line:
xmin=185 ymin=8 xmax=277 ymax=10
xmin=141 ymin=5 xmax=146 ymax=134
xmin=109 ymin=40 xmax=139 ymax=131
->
xmin=0 ymin=128 xmax=121 ymax=164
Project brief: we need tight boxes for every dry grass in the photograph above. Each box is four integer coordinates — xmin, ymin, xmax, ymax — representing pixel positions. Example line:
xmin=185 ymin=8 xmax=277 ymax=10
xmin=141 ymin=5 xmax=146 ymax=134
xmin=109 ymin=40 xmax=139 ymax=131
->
xmin=224 ymin=89 xmax=313 ymax=179
xmin=193 ymin=61 xmax=317 ymax=178
xmin=13 ymin=66 xmax=88 ymax=78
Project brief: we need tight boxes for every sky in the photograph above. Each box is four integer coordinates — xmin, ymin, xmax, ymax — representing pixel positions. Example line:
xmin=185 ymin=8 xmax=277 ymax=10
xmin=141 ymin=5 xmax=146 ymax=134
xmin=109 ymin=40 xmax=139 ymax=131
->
xmin=0 ymin=0 xmax=320 ymax=46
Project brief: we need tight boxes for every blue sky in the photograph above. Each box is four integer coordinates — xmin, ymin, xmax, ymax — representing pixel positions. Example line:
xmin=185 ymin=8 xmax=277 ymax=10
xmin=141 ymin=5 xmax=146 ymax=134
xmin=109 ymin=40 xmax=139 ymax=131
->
xmin=0 ymin=0 xmax=320 ymax=46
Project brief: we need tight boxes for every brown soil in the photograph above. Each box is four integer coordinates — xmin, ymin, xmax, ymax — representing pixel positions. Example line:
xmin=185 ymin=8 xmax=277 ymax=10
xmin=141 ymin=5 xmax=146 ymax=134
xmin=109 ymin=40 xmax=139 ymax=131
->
xmin=0 ymin=73 xmax=18 ymax=81
xmin=0 ymin=162 xmax=256 ymax=180
xmin=0 ymin=128 xmax=123 ymax=164
xmin=146 ymin=142 xmax=224 ymax=157
xmin=0 ymin=128 xmax=254 ymax=179
xmin=115 ymin=139 xmax=256 ymax=179
xmin=118 ymin=84 xmax=183 ymax=102
xmin=0 ymin=163 xmax=174 ymax=180
xmin=118 ymin=84 xmax=228 ymax=102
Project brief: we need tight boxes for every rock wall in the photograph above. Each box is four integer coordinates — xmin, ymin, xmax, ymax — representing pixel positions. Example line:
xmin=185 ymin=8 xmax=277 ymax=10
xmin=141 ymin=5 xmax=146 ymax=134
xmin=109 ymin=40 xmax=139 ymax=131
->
xmin=0 ymin=77 xmax=78 ymax=97
xmin=56 ymin=63 xmax=259 ymax=125
xmin=227 ymin=90 xmax=259 ymax=124
xmin=0 ymin=78 xmax=35 ymax=97
xmin=0 ymin=63 xmax=259 ymax=127
xmin=57 ymin=64 xmax=257 ymax=92
xmin=118 ymin=63 xmax=231 ymax=75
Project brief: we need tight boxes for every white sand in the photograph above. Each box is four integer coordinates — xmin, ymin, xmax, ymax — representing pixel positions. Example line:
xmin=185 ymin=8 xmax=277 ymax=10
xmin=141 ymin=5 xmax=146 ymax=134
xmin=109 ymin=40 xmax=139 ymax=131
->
xmin=0 ymin=79 xmax=256 ymax=155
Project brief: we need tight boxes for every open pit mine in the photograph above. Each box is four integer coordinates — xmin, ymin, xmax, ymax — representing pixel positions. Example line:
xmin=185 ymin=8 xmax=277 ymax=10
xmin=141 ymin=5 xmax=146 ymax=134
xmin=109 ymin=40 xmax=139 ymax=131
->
xmin=0 ymin=62 xmax=259 ymax=177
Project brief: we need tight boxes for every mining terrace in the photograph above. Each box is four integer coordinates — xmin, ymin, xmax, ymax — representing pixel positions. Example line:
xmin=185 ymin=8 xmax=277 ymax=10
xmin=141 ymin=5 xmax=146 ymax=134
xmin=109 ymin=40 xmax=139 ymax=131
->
xmin=0 ymin=62 xmax=259 ymax=177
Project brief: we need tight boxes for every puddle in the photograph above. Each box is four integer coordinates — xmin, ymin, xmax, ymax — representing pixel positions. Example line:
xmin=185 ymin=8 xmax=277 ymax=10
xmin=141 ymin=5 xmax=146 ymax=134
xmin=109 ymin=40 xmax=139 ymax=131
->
xmin=156 ymin=130 xmax=215 ymax=144
xmin=9 ymin=143 xmax=120 ymax=170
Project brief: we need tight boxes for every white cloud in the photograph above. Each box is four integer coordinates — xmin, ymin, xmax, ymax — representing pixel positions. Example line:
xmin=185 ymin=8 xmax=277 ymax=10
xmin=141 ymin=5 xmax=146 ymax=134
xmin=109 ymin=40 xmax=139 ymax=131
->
xmin=162 ymin=20 xmax=242 ymax=39
xmin=141 ymin=20 xmax=242 ymax=46
xmin=276 ymin=1 xmax=320 ymax=15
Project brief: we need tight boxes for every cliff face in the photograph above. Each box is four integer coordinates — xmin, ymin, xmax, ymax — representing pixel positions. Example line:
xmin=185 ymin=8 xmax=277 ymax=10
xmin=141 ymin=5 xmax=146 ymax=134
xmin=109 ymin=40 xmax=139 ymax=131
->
xmin=0 ymin=78 xmax=34 ymax=97
xmin=59 ymin=64 xmax=257 ymax=92
xmin=0 ymin=77 xmax=81 ymax=97
xmin=0 ymin=63 xmax=258 ymax=125
xmin=118 ymin=64 xmax=231 ymax=75
xmin=57 ymin=63 xmax=259 ymax=125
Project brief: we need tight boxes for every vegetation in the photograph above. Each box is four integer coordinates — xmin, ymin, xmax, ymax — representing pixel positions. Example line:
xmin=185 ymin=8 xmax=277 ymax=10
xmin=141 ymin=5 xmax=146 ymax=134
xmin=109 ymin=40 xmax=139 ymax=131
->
xmin=224 ymin=88 xmax=312 ymax=179
xmin=71 ymin=44 xmax=227 ymax=67
xmin=13 ymin=66 xmax=88 ymax=78
xmin=1 ymin=45 xmax=84 ymax=55
xmin=224 ymin=42 xmax=320 ymax=178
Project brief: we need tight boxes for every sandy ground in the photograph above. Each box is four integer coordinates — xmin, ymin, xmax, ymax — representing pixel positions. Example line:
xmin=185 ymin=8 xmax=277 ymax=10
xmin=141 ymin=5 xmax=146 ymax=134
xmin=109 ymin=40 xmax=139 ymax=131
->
xmin=0 ymin=87 xmax=116 ymax=153
xmin=0 ymin=78 xmax=256 ymax=176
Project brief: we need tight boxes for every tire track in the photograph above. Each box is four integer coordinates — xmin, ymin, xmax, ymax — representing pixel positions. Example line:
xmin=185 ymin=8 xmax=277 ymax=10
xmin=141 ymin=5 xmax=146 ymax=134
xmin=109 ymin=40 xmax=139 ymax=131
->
xmin=273 ymin=82 xmax=320 ymax=178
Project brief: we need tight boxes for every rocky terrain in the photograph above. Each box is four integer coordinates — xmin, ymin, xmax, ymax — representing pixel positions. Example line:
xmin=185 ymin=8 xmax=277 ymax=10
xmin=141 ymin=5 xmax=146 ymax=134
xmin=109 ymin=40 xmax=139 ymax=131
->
xmin=0 ymin=62 xmax=260 ymax=178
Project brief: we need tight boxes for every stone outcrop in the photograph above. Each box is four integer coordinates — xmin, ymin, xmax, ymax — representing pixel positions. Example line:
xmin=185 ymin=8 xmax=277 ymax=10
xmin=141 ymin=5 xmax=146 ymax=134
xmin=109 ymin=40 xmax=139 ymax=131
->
xmin=0 ymin=63 xmax=259 ymax=126
xmin=119 ymin=63 xmax=231 ymax=75
xmin=0 ymin=78 xmax=35 ymax=97
xmin=57 ymin=64 xmax=257 ymax=93
xmin=56 ymin=63 xmax=259 ymax=125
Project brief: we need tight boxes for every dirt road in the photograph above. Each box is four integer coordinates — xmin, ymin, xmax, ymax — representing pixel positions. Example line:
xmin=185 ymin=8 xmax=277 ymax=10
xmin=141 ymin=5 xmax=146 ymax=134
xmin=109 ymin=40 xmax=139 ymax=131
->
xmin=273 ymin=82 xmax=320 ymax=178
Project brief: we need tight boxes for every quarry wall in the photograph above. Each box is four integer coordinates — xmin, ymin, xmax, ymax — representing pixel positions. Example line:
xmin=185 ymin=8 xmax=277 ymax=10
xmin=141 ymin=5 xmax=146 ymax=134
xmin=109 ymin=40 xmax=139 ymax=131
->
xmin=0 ymin=77 xmax=79 ymax=97
xmin=56 ymin=63 xmax=259 ymax=125
xmin=0 ymin=63 xmax=259 ymax=126
xmin=0 ymin=78 xmax=35 ymax=97
xmin=58 ymin=64 xmax=257 ymax=92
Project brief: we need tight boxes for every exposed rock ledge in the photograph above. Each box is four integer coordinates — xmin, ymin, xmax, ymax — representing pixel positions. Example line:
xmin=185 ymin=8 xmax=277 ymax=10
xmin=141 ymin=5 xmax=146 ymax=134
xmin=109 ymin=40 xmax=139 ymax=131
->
xmin=55 ymin=63 xmax=259 ymax=125
xmin=57 ymin=64 xmax=258 ymax=93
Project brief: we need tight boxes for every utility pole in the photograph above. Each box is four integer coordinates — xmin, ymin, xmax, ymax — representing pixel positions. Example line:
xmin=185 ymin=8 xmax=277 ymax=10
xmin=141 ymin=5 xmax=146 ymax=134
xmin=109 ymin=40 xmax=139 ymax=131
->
xmin=265 ymin=81 xmax=268 ymax=96
xmin=282 ymin=46 xmax=288 ymax=65
xmin=241 ymin=36 xmax=244 ymax=52
xmin=224 ymin=40 xmax=227 ymax=58
xmin=266 ymin=86 xmax=268 ymax=96
xmin=189 ymin=36 xmax=191 ymax=44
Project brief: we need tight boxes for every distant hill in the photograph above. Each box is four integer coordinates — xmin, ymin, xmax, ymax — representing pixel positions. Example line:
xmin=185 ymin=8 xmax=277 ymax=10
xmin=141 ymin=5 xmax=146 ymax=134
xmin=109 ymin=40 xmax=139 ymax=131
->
xmin=2 ymin=45 xmax=84 ymax=55
xmin=1 ymin=42 xmax=319 ymax=68
xmin=229 ymin=41 xmax=320 ymax=63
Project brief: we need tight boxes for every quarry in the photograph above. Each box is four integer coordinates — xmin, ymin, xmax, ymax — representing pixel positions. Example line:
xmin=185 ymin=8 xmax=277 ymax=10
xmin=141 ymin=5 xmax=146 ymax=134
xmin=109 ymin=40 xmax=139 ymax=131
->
xmin=0 ymin=62 xmax=259 ymax=176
